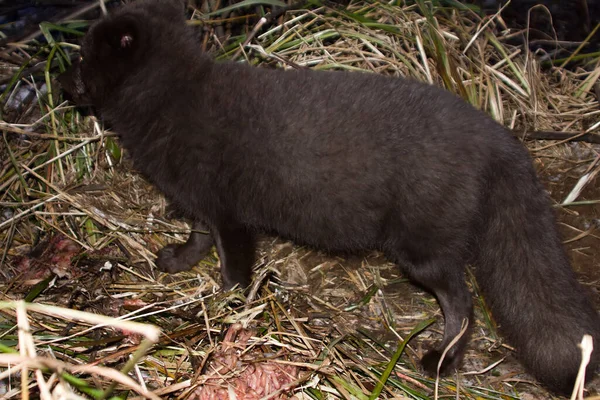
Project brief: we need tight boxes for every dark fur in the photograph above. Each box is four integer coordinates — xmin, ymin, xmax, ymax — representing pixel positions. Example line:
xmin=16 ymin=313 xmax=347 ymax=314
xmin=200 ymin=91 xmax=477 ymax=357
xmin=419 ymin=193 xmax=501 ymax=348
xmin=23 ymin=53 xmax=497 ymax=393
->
xmin=59 ymin=0 xmax=600 ymax=394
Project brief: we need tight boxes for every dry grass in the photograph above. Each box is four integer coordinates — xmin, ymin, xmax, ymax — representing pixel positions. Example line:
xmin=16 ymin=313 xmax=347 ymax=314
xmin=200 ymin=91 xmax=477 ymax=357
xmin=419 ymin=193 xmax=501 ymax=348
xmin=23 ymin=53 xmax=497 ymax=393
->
xmin=0 ymin=0 xmax=599 ymax=399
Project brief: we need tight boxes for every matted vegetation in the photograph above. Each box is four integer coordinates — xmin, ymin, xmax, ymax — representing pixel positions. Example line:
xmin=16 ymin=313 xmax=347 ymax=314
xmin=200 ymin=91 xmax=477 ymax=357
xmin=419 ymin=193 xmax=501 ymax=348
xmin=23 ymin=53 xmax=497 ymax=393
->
xmin=0 ymin=0 xmax=599 ymax=399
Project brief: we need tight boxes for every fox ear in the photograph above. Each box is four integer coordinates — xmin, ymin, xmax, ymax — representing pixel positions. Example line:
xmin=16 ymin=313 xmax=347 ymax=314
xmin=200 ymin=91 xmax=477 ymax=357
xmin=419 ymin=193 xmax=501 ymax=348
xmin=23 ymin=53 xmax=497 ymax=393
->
xmin=94 ymin=15 xmax=144 ymax=56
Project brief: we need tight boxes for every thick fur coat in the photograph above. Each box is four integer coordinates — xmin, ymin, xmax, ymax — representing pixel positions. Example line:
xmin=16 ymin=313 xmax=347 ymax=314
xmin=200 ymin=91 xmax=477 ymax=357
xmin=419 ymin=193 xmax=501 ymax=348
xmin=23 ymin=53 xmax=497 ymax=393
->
xmin=59 ymin=0 xmax=600 ymax=394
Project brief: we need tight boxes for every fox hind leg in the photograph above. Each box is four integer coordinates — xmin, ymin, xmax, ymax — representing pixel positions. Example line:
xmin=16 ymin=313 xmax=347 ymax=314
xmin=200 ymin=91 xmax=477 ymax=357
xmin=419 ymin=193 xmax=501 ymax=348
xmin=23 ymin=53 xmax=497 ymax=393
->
xmin=387 ymin=248 xmax=473 ymax=376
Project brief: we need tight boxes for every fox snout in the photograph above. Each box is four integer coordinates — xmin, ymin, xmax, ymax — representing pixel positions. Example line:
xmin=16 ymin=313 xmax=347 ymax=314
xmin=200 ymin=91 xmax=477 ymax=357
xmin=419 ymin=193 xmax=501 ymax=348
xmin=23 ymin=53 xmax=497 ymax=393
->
xmin=58 ymin=59 xmax=91 ymax=106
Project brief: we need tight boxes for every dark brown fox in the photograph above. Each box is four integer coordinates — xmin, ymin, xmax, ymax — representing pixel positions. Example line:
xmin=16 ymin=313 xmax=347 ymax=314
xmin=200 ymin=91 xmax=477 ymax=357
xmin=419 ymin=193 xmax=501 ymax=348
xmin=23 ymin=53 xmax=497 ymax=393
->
xmin=59 ymin=0 xmax=600 ymax=395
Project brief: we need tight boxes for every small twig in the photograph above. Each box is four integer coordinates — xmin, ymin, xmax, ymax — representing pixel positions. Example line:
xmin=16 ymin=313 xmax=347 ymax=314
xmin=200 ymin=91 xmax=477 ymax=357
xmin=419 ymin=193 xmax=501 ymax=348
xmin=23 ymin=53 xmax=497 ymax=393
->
xmin=521 ymin=130 xmax=600 ymax=144
xmin=1 ymin=122 xmax=114 ymax=142
xmin=245 ymin=44 xmax=308 ymax=69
